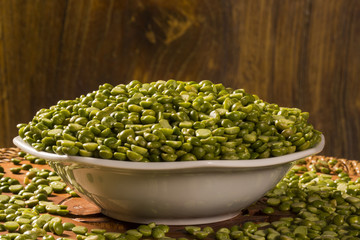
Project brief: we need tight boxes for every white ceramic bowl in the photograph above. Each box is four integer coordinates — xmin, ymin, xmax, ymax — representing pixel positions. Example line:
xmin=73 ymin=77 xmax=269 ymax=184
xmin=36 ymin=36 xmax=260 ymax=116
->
xmin=13 ymin=135 xmax=324 ymax=225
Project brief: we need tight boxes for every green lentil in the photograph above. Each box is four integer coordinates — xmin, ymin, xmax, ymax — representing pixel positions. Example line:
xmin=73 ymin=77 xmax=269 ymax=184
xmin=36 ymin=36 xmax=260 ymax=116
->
xmin=43 ymin=235 xmax=56 ymax=240
xmin=72 ymin=226 xmax=88 ymax=235
xmin=262 ymin=206 xmax=275 ymax=214
xmin=9 ymin=185 xmax=23 ymax=194
xmin=185 ymin=226 xmax=201 ymax=235
xmin=137 ymin=225 xmax=152 ymax=237
xmin=50 ymin=181 xmax=66 ymax=193
xmin=10 ymin=159 xmax=22 ymax=165
xmin=152 ymin=227 xmax=166 ymax=239
xmin=10 ymin=168 xmax=21 ymax=174
xmin=62 ymin=222 xmax=75 ymax=231
xmin=103 ymin=232 xmax=122 ymax=240
xmin=52 ymin=221 xmax=64 ymax=235
xmin=4 ymin=221 xmax=19 ymax=232
xmin=126 ymin=229 xmax=143 ymax=239
xmin=18 ymin=80 xmax=321 ymax=162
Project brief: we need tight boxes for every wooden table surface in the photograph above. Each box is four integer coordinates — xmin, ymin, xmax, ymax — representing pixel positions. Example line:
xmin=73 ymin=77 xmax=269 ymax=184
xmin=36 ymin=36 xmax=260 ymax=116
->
xmin=0 ymin=148 xmax=359 ymax=239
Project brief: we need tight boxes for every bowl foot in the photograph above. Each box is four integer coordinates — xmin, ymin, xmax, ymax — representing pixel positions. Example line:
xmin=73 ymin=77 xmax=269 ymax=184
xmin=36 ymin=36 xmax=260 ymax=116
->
xmin=101 ymin=210 xmax=241 ymax=225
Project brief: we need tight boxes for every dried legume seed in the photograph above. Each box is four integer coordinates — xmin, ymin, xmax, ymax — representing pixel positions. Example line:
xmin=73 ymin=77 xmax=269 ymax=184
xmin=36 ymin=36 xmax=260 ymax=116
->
xmin=18 ymin=80 xmax=322 ymax=161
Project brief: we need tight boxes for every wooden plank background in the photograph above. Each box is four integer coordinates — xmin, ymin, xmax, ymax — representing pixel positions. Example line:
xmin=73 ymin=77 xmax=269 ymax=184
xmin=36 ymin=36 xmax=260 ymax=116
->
xmin=0 ymin=0 xmax=359 ymax=159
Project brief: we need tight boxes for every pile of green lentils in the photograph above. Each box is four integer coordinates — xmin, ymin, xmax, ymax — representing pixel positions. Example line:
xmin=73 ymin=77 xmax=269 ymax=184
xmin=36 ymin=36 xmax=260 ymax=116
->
xmin=17 ymin=80 xmax=321 ymax=161
xmin=0 ymin=153 xmax=359 ymax=239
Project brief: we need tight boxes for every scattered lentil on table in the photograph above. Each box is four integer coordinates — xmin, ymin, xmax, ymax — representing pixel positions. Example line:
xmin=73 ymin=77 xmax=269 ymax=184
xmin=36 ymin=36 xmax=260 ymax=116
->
xmin=0 ymin=152 xmax=359 ymax=239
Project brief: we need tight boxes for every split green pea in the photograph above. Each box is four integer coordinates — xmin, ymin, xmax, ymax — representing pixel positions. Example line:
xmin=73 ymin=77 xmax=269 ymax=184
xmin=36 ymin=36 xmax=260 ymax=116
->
xmin=18 ymin=80 xmax=322 ymax=162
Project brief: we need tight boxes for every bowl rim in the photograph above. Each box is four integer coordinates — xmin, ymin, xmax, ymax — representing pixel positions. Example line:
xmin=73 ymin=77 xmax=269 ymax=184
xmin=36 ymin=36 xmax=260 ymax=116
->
xmin=13 ymin=135 xmax=324 ymax=170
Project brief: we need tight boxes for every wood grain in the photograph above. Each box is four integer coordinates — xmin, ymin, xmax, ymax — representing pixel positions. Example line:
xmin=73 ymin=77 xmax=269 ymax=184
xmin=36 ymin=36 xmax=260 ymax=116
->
xmin=0 ymin=0 xmax=359 ymax=159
